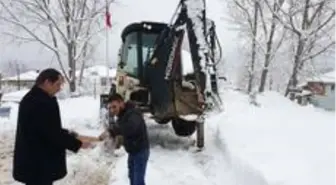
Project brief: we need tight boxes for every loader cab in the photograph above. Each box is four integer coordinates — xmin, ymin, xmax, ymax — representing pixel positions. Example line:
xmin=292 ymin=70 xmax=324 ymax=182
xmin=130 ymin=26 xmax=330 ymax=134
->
xmin=118 ymin=22 xmax=168 ymax=85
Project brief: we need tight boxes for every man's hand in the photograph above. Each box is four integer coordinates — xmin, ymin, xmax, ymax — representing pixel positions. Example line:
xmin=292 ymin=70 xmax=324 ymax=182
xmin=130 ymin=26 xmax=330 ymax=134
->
xmin=98 ymin=130 xmax=110 ymax=141
xmin=80 ymin=140 xmax=92 ymax=149
xmin=77 ymin=135 xmax=100 ymax=142
xmin=77 ymin=135 xmax=100 ymax=149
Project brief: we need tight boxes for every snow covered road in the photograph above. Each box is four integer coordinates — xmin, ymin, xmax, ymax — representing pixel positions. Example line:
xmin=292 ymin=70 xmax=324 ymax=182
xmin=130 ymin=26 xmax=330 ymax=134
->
xmin=0 ymin=90 xmax=334 ymax=185
xmin=0 ymin=95 xmax=268 ymax=185
xmin=111 ymin=120 xmax=268 ymax=185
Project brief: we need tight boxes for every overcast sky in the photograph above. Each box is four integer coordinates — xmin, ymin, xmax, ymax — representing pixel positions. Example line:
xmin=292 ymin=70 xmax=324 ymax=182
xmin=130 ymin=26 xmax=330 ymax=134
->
xmin=0 ymin=0 xmax=239 ymax=76
xmin=0 ymin=0 xmax=333 ymax=82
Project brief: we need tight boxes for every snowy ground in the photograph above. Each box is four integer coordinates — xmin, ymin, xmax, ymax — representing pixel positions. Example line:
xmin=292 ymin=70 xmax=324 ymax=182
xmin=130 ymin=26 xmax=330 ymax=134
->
xmin=0 ymin=89 xmax=334 ymax=185
xmin=211 ymin=91 xmax=335 ymax=185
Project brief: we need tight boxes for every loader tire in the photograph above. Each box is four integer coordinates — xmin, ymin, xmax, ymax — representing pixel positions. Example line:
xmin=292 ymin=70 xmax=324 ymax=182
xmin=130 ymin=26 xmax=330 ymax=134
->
xmin=171 ymin=118 xmax=196 ymax=136
xmin=156 ymin=118 xmax=171 ymax=124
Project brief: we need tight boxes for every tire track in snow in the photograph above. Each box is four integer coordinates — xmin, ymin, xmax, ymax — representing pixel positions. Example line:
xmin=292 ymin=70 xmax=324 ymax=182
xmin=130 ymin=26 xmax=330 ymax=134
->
xmin=110 ymin=118 xmax=270 ymax=185
xmin=110 ymin=121 xmax=210 ymax=185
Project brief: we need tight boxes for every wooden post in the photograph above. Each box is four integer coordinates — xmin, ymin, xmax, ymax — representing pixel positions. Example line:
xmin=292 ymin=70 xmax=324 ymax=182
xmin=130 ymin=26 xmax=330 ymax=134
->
xmin=0 ymin=73 xmax=2 ymax=90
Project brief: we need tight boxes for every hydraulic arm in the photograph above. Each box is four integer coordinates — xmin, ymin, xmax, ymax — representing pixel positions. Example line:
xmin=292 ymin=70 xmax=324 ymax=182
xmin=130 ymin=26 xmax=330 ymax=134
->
xmin=149 ymin=0 xmax=223 ymax=111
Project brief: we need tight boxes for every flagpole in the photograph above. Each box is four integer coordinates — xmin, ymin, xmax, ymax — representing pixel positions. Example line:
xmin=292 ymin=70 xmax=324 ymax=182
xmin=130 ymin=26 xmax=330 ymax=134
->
xmin=105 ymin=0 xmax=110 ymax=92
xmin=106 ymin=23 xmax=109 ymax=90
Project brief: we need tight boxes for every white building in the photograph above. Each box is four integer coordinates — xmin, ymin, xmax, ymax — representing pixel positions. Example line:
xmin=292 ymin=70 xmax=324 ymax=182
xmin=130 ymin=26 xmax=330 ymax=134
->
xmin=75 ymin=65 xmax=117 ymax=95
xmin=80 ymin=65 xmax=116 ymax=84
xmin=298 ymin=70 xmax=335 ymax=111
xmin=0 ymin=70 xmax=40 ymax=92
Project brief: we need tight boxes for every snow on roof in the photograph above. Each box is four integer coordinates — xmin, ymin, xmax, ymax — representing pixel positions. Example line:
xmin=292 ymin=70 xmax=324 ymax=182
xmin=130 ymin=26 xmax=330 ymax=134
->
xmin=306 ymin=70 xmax=335 ymax=83
xmin=300 ymin=90 xmax=313 ymax=96
xmin=78 ymin=65 xmax=116 ymax=77
xmin=2 ymin=70 xmax=39 ymax=81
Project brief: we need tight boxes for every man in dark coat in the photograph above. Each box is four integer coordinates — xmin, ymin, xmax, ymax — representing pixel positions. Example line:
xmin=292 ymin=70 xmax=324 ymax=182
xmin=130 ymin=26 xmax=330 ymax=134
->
xmin=13 ymin=68 xmax=94 ymax=185
xmin=99 ymin=93 xmax=150 ymax=185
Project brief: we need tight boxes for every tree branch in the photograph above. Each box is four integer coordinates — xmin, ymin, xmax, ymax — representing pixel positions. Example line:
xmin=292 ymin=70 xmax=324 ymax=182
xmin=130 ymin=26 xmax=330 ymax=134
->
xmin=301 ymin=41 xmax=335 ymax=62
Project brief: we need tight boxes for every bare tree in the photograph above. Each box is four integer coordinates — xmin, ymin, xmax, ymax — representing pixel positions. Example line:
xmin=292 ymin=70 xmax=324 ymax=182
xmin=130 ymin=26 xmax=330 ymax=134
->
xmin=257 ymin=0 xmax=286 ymax=92
xmin=248 ymin=0 xmax=260 ymax=93
xmin=227 ymin=0 xmax=287 ymax=95
xmin=264 ymin=0 xmax=335 ymax=98
xmin=0 ymin=60 xmax=28 ymax=77
xmin=0 ymin=0 xmax=114 ymax=92
xmin=227 ymin=0 xmax=261 ymax=94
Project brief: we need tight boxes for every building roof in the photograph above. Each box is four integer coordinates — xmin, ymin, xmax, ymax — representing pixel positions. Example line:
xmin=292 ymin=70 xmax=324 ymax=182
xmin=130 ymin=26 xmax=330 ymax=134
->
xmin=1 ymin=66 xmax=117 ymax=83
xmin=1 ymin=70 xmax=39 ymax=81
xmin=306 ymin=70 xmax=335 ymax=83
xmin=78 ymin=65 xmax=116 ymax=78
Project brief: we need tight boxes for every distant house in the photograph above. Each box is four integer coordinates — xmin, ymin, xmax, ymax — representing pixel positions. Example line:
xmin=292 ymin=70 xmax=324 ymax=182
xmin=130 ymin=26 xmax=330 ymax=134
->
xmin=1 ymin=70 xmax=40 ymax=92
xmin=76 ymin=65 xmax=117 ymax=95
xmin=81 ymin=65 xmax=116 ymax=85
xmin=296 ymin=70 xmax=335 ymax=111
xmin=0 ymin=66 xmax=117 ymax=96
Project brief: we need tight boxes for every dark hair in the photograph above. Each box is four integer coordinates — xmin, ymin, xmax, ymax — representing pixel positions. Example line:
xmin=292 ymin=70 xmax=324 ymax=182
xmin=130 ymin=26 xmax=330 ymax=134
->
xmin=108 ymin=93 xmax=124 ymax=102
xmin=35 ymin=68 xmax=62 ymax=85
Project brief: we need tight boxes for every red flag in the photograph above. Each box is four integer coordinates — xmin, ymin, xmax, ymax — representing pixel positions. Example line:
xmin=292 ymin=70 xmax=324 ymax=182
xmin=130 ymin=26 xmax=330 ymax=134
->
xmin=105 ymin=7 xmax=112 ymax=28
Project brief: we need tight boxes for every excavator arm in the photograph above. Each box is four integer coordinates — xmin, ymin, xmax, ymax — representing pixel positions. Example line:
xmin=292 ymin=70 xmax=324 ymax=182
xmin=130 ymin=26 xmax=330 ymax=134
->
xmin=149 ymin=0 xmax=222 ymax=112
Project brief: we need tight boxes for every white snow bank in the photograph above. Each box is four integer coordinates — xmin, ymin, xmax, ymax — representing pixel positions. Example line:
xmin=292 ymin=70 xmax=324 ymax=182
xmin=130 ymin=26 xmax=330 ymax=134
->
xmin=55 ymin=144 xmax=116 ymax=185
xmin=0 ymin=102 xmax=19 ymax=132
xmin=210 ymin=90 xmax=335 ymax=185
xmin=1 ymin=89 xmax=29 ymax=103
xmin=59 ymin=96 xmax=101 ymax=131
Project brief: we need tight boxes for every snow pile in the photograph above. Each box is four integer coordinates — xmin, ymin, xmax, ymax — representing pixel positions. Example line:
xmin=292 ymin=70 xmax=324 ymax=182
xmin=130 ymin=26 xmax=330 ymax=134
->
xmin=55 ymin=145 xmax=115 ymax=185
xmin=210 ymin=90 xmax=335 ymax=185
xmin=0 ymin=102 xmax=18 ymax=131
xmin=0 ymin=129 xmax=15 ymax=185
xmin=58 ymin=96 xmax=101 ymax=131
xmin=56 ymin=96 xmax=115 ymax=185
xmin=0 ymin=102 xmax=18 ymax=185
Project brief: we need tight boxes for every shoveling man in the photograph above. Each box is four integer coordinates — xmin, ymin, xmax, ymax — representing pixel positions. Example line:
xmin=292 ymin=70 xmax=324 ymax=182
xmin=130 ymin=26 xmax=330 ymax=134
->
xmin=98 ymin=93 xmax=150 ymax=185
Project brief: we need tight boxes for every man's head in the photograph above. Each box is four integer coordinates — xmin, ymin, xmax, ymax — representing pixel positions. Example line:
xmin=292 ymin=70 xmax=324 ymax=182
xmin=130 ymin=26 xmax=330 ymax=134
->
xmin=35 ymin=68 xmax=63 ymax=96
xmin=108 ymin=93 xmax=125 ymax=116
